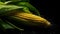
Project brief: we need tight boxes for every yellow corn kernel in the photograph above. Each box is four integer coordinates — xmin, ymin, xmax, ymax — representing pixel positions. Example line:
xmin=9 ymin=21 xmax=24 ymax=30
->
xmin=13 ymin=12 xmax=51 ymax=27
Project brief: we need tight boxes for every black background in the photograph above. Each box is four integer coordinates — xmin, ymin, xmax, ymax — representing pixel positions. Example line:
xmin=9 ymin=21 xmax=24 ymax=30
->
xmin=0 ymin=0 xmax=57 ymax=34
xmin=29 ymin=0 xmax=57 ymax=34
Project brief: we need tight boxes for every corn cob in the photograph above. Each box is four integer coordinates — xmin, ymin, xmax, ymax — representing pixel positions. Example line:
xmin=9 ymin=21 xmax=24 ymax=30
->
xmin=15 ymin=12 xmax=51 ymax=27
xmin=4 ymin=12 xmax=51 ymax=28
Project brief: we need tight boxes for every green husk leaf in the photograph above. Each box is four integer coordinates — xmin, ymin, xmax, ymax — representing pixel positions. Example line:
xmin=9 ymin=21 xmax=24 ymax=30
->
xmin=4 ymin=20 xmax=24 ymax=31
xmin=0 ymin=19 xmax=24 ymax=31
xmin=0 ymin=19 xmax=14 ymax=29
xmin=0 ymin=4 xmax=22 ymax=15
xmin=6 ymin=2 xmax=40 ymax=16
xmin=10 ymin=0 xmax=29 ymax=2
xmin=17 ymin=2 xmax=40 ymax=16
xmin=0 ymin=4 xmax=32 ymax=16
xmin=0 ymin=2 xmax=5 ymax=5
